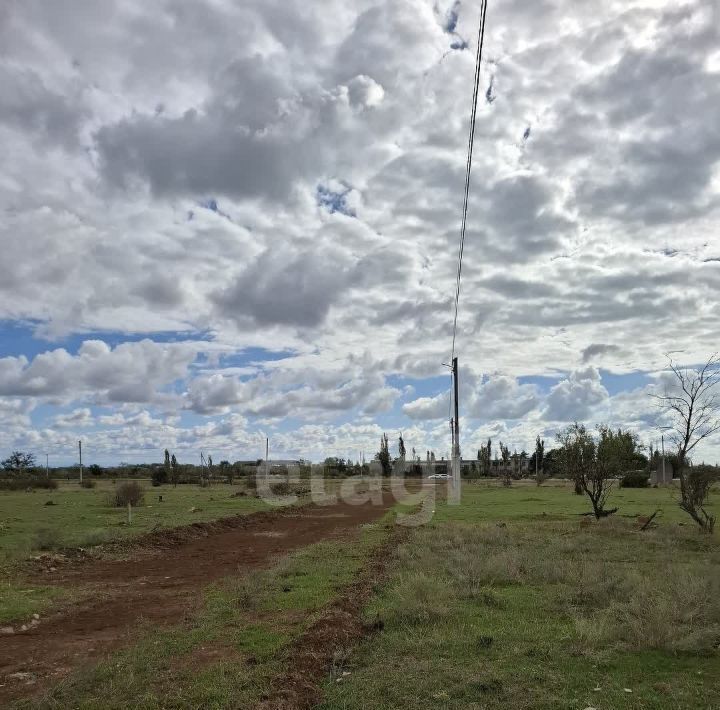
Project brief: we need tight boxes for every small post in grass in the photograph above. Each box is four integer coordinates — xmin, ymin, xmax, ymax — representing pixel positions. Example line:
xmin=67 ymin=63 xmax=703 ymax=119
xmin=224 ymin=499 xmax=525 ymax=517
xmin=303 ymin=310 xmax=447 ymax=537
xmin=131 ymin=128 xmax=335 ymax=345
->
xmin=127 ymin=502 xmax=132 ymax=525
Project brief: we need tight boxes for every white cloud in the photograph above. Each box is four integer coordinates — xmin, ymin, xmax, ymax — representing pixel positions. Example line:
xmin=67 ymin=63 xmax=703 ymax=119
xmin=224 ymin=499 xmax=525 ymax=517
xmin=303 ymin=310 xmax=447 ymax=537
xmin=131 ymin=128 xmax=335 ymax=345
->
xmin=1 ymin=0 xmax=720 ymax=463
xmin=545 ymin=367 xmax=609 ymax=422
xmin=53 ymin=408 xmax=93 ymax=428
xmin=0 ymin=340 xmax=198 ymax=404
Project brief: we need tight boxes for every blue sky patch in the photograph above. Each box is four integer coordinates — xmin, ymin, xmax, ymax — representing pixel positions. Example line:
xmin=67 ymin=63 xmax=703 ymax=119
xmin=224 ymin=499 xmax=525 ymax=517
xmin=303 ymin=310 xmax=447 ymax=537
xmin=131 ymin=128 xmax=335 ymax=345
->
xmin=443 ymin=1 xmax=461 ymax=33
xmin=316 ymin=183 xmax=356 ymax=217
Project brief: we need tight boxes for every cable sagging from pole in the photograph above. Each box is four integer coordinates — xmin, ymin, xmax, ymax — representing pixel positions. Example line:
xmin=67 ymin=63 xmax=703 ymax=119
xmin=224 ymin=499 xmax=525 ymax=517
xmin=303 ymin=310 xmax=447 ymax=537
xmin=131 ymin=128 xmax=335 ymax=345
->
xmin=450 ymin=0 xmax=489 ymax=363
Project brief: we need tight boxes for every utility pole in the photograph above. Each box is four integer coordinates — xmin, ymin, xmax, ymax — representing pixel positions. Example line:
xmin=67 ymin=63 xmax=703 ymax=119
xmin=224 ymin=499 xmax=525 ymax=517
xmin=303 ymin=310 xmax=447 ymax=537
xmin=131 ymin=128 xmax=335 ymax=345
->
xmin=452 ymin=357 xmax=460 ymax=458
xmin=46 ymin=453 xmax=49 ymax=480
xmin=661 ymin=434 xmax=666 ymax=482
xmin=265 ymin=437 xmax=269 ymax=479
xmin=78 ymin=441 xmax=83 ymax=484
xmin=452 ymin=356 xmax=460 ymax=487
xmin=658 ymin=426 xmax=673 ymax=483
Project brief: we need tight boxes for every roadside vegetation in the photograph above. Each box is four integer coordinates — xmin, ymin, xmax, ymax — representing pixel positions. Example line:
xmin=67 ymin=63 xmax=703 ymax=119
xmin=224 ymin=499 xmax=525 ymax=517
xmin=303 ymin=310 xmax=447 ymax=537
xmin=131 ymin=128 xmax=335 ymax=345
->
xmin=322 ymin=484 xmax=720 ymax=710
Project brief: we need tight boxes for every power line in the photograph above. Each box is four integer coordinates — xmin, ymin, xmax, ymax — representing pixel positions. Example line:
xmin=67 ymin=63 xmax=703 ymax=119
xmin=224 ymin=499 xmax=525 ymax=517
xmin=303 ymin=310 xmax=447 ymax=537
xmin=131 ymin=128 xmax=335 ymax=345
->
xmin=450 ymin=0 xmax=489 ymax=362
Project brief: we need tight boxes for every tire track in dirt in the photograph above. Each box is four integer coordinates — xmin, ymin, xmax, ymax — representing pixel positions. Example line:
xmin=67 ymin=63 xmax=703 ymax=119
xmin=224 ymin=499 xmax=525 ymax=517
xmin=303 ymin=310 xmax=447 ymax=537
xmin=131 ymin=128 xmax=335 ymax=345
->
xmin=256 ymin=522 xmax=409 ymax=710
xmin=0 ymin=492 xmax=399 ymax=704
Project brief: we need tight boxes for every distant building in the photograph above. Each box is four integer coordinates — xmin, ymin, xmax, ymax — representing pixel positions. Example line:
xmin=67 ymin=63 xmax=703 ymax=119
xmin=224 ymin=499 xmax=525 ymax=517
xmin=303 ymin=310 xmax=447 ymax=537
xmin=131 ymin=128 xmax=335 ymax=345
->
xmin=258 ymin=459 xmax=302 ymax=468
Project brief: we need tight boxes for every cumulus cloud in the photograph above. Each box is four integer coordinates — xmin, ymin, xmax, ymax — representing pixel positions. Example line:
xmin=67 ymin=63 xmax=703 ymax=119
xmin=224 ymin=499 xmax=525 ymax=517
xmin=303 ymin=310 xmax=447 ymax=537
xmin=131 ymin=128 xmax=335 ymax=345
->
xmin=582 ymin=344 xmax=623 ymax=363
xmin=186 ymin=355 xmax=401 ymax=419
xmin=53 ymin=408 xmax=93 ymax=428
xmin=467 ymin=376 xmax=540 ymax=420
xmin=0 ymin=340 xmax=198 ymax=404
xmin=545 ymin=367 xmax=609 ymax=421
xmin=403 ymin=393 xmax=449 ymax=420
xmin=2 ymin=0 xmax=720 ymax=463
xmin=404 ymin=374 xmax=539 ymax=422
xmin=211 ymin=245 xmax=356 ymax=328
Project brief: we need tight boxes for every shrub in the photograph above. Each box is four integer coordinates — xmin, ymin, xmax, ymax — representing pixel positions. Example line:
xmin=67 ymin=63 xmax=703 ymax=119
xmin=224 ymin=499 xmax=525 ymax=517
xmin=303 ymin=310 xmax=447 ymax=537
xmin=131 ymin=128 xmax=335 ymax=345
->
xmin=383 ymin=571 xmax=453 ymax=626
xmin=272 ymin=481 xmax=292 ymax=496
xmin=151 ymin=468 xmax=168 ymax=487
xmin=576 ymin=571 xmax=720 ymax=653
xmin=111 ymin=481 xmax=144 ymax=507
xmin=78 ymin=529 xmax=114 ymax=547
xmin=620 ymin=470 xmax=649 ymax=488
xmin=80 ymin=479 xmax=96 ymax=489
xmin=34 ymin=527 xmax=61 ymax=551
xmin=680 ymin=465 xmax=718 ymax=533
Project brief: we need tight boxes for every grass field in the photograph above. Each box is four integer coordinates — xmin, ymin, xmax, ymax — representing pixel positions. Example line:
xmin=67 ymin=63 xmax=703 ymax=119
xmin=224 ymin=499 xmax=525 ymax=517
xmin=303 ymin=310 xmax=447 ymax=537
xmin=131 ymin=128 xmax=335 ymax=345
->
xmin=0 ymin=480 xmax=272 ymax=564
xmin=3 ymin=479 xmax=719 ymax=708
xmin=0 ymin=480 xmax=270 ymax=624
xmin=321 ymin=481 xmax=720 ymax=709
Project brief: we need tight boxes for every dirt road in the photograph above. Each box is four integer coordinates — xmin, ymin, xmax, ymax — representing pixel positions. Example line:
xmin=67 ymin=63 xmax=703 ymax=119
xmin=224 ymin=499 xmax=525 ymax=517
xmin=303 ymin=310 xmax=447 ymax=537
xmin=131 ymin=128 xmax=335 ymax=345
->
xmin=0 ymin=493 xmax=398 ymax=704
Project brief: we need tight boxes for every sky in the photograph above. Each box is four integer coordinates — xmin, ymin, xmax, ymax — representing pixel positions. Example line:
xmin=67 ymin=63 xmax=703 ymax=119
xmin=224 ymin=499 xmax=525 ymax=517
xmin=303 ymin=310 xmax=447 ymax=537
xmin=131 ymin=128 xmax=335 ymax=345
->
xmin=1 ymin=0 xmax=719 ymax=466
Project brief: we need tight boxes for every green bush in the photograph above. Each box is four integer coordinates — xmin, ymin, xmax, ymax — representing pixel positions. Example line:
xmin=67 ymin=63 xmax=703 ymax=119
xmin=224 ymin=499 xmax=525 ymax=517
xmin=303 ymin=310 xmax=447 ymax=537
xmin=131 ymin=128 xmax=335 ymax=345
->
xmin=151 ymin=468 xmax=168 ymax=487
xmin=620 ymin=470 xmax=649 ymax=488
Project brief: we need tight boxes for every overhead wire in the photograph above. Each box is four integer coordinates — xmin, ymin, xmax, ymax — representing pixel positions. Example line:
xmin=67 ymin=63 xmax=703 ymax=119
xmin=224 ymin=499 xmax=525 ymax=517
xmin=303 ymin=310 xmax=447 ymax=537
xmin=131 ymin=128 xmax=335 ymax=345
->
xmin=447 ymin=0 xmax=490 ymax=445
xmin=450 ymin=0 xmax=489 ymax=363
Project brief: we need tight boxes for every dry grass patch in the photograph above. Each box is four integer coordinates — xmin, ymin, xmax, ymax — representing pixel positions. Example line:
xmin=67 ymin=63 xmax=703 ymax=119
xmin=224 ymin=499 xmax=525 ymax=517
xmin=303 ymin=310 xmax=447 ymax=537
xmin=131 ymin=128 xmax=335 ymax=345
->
xmin=373 ymin=520 xmax=720 ymax=655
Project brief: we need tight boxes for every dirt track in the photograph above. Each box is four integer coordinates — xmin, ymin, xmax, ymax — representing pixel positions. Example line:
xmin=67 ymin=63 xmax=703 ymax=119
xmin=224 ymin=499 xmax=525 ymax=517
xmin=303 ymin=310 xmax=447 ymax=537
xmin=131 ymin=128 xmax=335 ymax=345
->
xmin=0 ymin=493 xmax=398 ymax=704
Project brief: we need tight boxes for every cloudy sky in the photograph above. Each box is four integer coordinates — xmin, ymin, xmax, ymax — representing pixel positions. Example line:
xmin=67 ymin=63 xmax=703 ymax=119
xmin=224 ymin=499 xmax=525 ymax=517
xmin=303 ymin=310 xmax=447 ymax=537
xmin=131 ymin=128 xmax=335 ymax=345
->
xmin=1 ymin=0 xmax=719 ymax=466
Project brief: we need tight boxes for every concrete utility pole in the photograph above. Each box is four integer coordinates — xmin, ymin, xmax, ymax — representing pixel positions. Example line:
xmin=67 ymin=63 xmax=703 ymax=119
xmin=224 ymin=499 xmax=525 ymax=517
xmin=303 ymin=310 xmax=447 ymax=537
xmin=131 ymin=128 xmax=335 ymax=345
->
xmin=78 ymin=441 xmax=83 ymax=484
xmin=658 ymin=426 xmax=673 ymax=483
xmin=46 ymin=453 xmax=49 ymax=479
xmin=265 ymin=437 xmax=269 ymax=479
xmin=661 ymin=434 xmax=665 ymax=481
xmin=452 ymin=357 xmax=460 ymax=486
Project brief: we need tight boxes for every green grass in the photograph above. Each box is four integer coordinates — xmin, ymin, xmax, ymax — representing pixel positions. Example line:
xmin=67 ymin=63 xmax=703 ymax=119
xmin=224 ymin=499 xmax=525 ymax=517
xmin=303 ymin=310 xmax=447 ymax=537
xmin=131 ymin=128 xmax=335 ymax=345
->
xmin=0 ymin=480 xmax=272 ymax=625
xmin=0 ymin=480 xmax=271 ymax=565
xmin=320 ymin=484 xmax=720 ymax=710
xmin=435 ymin=478 xmax=719 ymax=523
xmin=0 ymin=582 xmax=68 ymax=625
xmin=7 ymin=481 xmax=720 ymax=708
xmin=21 ymin=516 xmax=395 ymax=709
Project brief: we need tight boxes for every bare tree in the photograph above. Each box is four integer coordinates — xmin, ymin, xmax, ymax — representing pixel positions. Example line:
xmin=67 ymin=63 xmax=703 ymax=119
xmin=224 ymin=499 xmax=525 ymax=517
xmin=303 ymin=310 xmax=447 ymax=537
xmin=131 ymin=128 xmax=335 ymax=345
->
xmin=654 ymin=354 xmax=720 ymax=532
